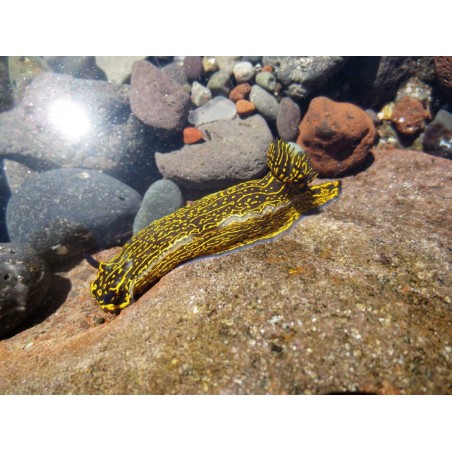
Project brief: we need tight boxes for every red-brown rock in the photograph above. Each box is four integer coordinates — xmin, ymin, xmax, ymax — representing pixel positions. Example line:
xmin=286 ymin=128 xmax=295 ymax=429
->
xmin=391 ymin=96 xmax=428 ymax=136
xmin=236 ymin=99 xmax=256 ymax=116
xmin=297 ymin=96 xmax=376 ymax=177
xmin=183 ymin=127 xmax=204 ymax=144
xmin=434 ymin=56 xmax=452 ymax=100
xmin=229 ymin=83 xmax=251 ymax=102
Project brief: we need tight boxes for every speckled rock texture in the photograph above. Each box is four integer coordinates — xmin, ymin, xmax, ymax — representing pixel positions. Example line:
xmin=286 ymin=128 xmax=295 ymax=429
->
xmin=130 ymin=60 xmax=191 ymax=135
xmin=155 ymin=115 xmax=272 ymax=191
xmin=0 ymin=148 xmax=450 ymax=394
xmin=434 ymin=57 xmax=452 ymax=101
xmin=297 ymin=96 xmax=376 ymax=177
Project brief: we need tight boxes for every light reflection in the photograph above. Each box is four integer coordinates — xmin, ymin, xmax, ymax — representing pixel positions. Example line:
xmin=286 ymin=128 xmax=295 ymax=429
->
xmin=47 ymin=98 xmax=91 ymax=140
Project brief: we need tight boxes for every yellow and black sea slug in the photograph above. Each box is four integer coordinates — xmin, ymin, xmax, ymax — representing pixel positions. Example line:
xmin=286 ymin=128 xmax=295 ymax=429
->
xmin=87 ymin=139 xmax=341 ymax=312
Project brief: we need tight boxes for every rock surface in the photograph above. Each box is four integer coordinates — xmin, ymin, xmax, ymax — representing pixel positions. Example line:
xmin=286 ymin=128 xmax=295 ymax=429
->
xmin=188 ymin=96 xmax=237 ymax=126
xmin=95 ymin=56 xmax=146 ymax=83
xmin=297 ymin=96 xmax=376 ymax=177
xmin=0 ymin=72 xmax=158 ymax=193
xmin=0 ymin=148 xmax=450 ymax=394
xmin=130 ymin=60 xmax=191 ymax=134
xmin=6 ymin=169 xmax=142 ymax=261
xmin=155 ymin=115 xmax=272 ymax=191
xmin=0 ymin=243 xmax=50 ymax=338
xmin=391 ymin=96 xmax=428 ymax=136
xmin=262 ymin=56 xmax=348 ymax=99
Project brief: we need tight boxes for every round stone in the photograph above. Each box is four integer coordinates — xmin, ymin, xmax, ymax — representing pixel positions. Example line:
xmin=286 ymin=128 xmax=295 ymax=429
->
xmin=188 ymin=96 xmax=237 ymax=126
xmin=6 ymin=169 xmax=142 ymax=261
xmin=233 ymin=62 xmax=255 ymax=83
xmin=249 ymin=85 xmax=279 ymax=121
xmin=207 ymin=71 xmax=232 ymax=97
xmin=0 ymin=243 xmax=50 ymax=337
xmin=191 ymin=81 xmax=212 ymax=107
xmin=255 ymin=71 xmax=277 ymax=92
xmin=133 ymin=179 xmax=184 ymax=234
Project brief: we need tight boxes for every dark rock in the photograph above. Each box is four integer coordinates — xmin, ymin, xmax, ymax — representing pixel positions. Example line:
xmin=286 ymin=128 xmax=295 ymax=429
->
xmin=6 ymin=169 xmax=142 ymax=261
xmin=0 ymin=243 xmax=50 ymax=337
xmin=0 ymin=149 xmax=450 ymax=394
xmin=434 ymin=57 xmax=452 ymax=101
xmin=183 ymin=56 xmax=203 ymax=81
xmin=262 ymin=56 xmax=349 ymax=100
xmin=0 ymin=57 xmax=13 ymax=113
xmin=276 ymin=97 xmax=301 ymax=142
xmin=133 ymin=179 xmax=184 ymax=234
xmin=297 ymin=96 xmax=376 ymax=177
xmin=423 ymin=109 xmax=452 ymax=159
xmin=156 ymin=115 xmax=272 ymax=191
xmin=130 ymin=60 xmax=191 ymax=135
xmin=345 ymin=57 xmax=435 ymax=109
xmin=0 ymin=72 xmax=159 ymax=193
xmin=44 ymin=56 xmax=106 ymax=81
xmin=391 ymin=96 xmax=428 ymax=136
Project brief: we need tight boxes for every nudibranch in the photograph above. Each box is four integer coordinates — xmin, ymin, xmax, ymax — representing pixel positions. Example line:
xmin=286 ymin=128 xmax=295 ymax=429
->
xmin=88 ymin=139 xmax=341 ymax=312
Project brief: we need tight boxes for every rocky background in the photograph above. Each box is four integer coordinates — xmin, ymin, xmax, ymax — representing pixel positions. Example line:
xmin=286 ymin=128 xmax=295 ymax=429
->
xmin=0 ymin=56 xmax=450 ymax=394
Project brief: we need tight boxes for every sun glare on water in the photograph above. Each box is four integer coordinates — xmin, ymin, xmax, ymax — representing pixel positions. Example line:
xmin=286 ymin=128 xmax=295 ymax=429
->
xmin=47 ymin=98 xmax=91 ymax=141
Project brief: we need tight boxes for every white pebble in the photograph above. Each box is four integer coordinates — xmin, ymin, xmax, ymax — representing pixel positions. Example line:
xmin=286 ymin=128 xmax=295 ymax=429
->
xmin=233 ymin=61 xmax=255 ymax=83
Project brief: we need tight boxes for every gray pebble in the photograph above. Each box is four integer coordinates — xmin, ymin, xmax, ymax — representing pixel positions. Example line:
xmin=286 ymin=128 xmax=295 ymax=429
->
xmin=207 ymin=71 xmax=233 ymax=97
xmin=233 ymin=62 xmax=255 ymax=83
xmin=276 ymin=97 xmax=301 ymax=142
xmin=249 ymin=85 xmax=279 ymax=121
xmin=0 ymin=243 xmax=50 ymax=337
xmin=188 ymin=96 xmax=237 ymax=126
xmin=191 ymin=81 xmax=212 ymax=107
xmin=255 ymin=71 xmax=276 ymax=92
xmin=6 ymin=169 xmax=142 ymax=261
xmin=133 ymin=179 xmax=184 ymax=234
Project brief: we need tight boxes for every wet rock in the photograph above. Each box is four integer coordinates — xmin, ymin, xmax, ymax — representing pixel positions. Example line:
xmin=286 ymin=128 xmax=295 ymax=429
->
xmin=183 ymin=56 xmax=203 ymax=81
xmin=0 ymin=72 xmax=158 ymax=193
xmin=183 ymin=127 xmax=204 ymax=144
xmin=190 ymin=81 xmax=212 ymax=107
xmin=6 ymin=169 xmax=142 ymax=261
xmin=236 ymin=100 xmax=256 ymax=116
xmin=95 ymin=56 xmax=146 ymax=83
xmin=8 ymin=56 xmax=48 ymax=102
xmin=133 ymin=179 xmax=183 ymax=234
xmin=45 ymin=56 xmax=106 ymax=81
xmin=276 ymin=97 xmax=301 ymax=142
xmin=188 ymin=96 xmax=236 ymax=126
xmin=233 ymin=61 xmax=254 ymax=83
xmin=130 ymin=60 xmax=191 ymax=135
xmin=155 ymin=114 xmax=272 ymax=191
xmin=0 ymin=149 xmax=450 ymax=394
xmin=262 ymin=56 xmax=348 ymax=100
xmin=297 ymin=96 xmax=376 ymax=177
xmin=161 ymin=61 xmax=190 ymax=88
xmin=207 ymin=71 xmax=232 ymax=97
xmin=249 ymin=85 xmax=279 ymax=121
xmin=229 ymin=83 xmax=251 ymax=102
xmin=255 ymin=71 xmax=276 ymax=92
xmin=0 ymin=57 xmax=13 ymax=113
xmin=0 ymin=243 xmax=50 ymax=337
xmin=434 ymin=57 xmax=452 ymax=101
xmin=346 ymin=57 xmax=435 ymax=109
xmin=391 ymin=96 xmax=428 ymax=136
xmin=423 ymin=109 xmax=452 ymax=159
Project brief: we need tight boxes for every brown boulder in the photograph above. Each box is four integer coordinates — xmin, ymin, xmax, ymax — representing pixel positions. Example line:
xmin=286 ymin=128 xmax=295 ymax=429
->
xmin=297 ymin=96 xmax=376 ymax=177
xmin=434 ymin=56 xmax=452 ymax=100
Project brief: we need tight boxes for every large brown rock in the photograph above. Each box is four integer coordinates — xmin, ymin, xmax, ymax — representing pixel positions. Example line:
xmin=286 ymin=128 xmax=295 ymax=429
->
xmin=130 ymin=60 xmax=191 ymax=134
xmin=434 ymin=56 xmax=452 ymax=101
xmin=297 ymin=96 xmax=376 ymax=177
xmin=0 ymin=149 xmax=450 ymax=394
